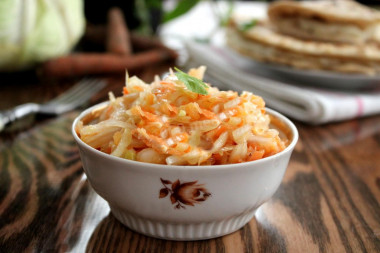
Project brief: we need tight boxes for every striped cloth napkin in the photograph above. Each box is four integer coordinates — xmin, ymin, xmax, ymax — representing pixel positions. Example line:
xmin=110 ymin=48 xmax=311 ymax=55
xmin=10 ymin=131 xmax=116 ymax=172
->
xmin=184 ymin=41 xmax=380 ymax=124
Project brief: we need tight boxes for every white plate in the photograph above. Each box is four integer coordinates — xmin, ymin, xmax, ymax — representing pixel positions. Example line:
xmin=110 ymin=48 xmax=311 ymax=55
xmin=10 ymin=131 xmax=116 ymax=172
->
xmin=253 ymin=61 xmax=380 ymax=90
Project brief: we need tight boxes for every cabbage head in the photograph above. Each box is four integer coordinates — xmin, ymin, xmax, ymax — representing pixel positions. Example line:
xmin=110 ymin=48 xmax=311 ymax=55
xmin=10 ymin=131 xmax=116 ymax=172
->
xmin=0 ymin=0 xmax=85 ymax=71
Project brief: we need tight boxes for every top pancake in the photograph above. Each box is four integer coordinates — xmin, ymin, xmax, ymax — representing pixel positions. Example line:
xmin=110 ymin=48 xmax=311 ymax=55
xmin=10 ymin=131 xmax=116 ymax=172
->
xmin=226 ymin=18 xmax=380 ymax=74
xmin=268 ymin=0 xmax=380 ymax=28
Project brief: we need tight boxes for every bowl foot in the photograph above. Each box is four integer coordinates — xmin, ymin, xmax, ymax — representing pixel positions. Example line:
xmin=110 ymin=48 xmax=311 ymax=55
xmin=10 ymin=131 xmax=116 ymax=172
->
xmin=109 ymin=205 xmax=256 ymax=241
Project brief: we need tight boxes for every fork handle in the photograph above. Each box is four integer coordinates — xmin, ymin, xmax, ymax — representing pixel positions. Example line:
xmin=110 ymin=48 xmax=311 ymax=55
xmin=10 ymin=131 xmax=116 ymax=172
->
xmin=0 ymin=103 xmax=40 ymax=131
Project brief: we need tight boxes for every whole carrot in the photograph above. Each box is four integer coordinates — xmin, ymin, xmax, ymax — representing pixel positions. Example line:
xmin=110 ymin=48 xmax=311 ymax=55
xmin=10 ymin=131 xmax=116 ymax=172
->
xmin=130 ymin=33 xmax=168 ymax=50
xmin=39 ymin=49 xmax=171 ymax=78
xmin=130 ymin=33 xmax=178 ymax=60
xmin=84 ymin=24 xmax=106 ymax=45
xmin=106 ymin=7 xmax=132 ymax=55
xmin=83 ymin=24 xmax=178 ymax=60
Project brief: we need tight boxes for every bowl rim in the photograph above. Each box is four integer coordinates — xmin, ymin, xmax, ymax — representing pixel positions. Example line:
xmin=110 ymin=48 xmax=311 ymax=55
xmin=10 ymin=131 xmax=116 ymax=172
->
xmin=72 ymin=101 xmax=298 ymax=171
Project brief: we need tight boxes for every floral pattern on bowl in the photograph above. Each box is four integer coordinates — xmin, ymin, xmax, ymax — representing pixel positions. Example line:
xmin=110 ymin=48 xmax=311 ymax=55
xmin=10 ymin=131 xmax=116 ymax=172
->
xmin=159 ymin=178 xmax=211 ymax=209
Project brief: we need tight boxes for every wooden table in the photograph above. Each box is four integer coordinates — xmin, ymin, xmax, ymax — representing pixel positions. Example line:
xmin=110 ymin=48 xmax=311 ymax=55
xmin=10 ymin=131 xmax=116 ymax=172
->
xmin=0 ymin=70 xmax=379 ymax=253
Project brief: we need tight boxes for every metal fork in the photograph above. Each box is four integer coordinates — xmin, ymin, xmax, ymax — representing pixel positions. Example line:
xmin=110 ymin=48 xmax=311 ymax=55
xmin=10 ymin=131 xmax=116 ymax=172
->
xmin=0 ymin=78 xmax=106 ymax=131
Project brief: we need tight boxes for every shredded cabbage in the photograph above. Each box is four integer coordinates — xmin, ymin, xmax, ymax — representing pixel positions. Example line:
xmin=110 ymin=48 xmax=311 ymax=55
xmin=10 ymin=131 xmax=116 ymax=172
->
xmin=0 ymin=0 xmax=85 ymax=71
xmin=77 ymin=66 xmax=287 ymax=165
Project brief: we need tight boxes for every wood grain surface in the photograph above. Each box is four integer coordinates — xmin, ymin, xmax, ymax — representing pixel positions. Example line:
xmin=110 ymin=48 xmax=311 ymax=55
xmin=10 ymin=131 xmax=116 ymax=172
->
xmin=0 ymin=74 xmax=379 ymax=252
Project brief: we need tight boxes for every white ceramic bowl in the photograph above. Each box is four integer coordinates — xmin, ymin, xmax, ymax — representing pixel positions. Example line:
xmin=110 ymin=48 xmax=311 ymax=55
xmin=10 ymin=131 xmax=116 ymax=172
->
xmin=72 ymin=103 xmax=298 ymax=241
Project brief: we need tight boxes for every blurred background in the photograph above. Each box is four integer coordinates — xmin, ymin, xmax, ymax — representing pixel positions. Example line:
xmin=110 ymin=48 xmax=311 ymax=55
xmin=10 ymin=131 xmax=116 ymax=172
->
xmin=1 ymin=0 xmax=380 ymax=127
xmin=1 ymin=0 xmax=379 ymax=81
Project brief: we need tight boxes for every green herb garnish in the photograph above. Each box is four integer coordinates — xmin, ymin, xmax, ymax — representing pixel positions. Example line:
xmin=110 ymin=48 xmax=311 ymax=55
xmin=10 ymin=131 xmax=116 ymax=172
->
xmin=174 ymin=67 xmax=208 ymax=95
xmin=238 ymin=19 xmax=257 ymax=32
xmin=220 ymin=1 xmax=235 ymax=27
xmin=162 ymin=0 xmax=200 ymax=23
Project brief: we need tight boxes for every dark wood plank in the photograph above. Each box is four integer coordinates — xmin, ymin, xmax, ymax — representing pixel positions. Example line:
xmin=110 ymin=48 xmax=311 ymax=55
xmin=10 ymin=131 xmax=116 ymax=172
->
xmin=0 ymin=73 xmax=379 ymax=252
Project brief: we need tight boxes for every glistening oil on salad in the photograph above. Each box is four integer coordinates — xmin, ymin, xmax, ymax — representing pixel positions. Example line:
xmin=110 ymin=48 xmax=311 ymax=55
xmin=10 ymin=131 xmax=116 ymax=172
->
xmin=75 ymin=66 xmax=288 ymax=165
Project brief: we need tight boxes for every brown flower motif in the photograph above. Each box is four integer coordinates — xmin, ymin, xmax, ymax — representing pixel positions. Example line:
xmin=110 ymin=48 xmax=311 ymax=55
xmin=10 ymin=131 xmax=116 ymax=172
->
xmin=159 ymin=178 xmax=211 ymax=209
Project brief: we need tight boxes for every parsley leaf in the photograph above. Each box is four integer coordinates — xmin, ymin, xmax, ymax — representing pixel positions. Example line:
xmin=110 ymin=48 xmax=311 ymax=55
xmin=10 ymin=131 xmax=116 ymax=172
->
xmin=162 ymin=0 xmax=200 ymax=23
xmin=238 ymin=19 xmax=257 ymax=32
xmin=174 ymin=67 xmax=208 ymax=95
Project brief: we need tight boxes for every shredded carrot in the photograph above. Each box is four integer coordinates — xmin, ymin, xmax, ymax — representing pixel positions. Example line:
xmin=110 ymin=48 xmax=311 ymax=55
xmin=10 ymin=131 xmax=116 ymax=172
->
xmin=200 ymin=109 xmax=215 ymax=119
xmin=247 ymin=150 xmax=265 ymax=161
xmin=105 ymin=105 xmax=113 ymax=118
xmin=173 ymin=133 xmax=189 ymax=143
xmin=79 ymin=66 xmax=287 ymax=165
xmin=168 ymin=104 xmax=179 ymax=115
xmin=132 ymin=106 xmax=160 ymax=122
xmin=134 ymin=86 xmax=144 ymax=91
xmin=160 ymin=81 xmax=175 ymax=86
xmin=213 ymin=152 xmax=222 ymax=158
xmin=141 ymin=110 xmax=159 ymax=121
xmin=214 ymin=125 xmax=227 ymax=139
xmin=184 ymin=145 xmax=192 ymax=153
xmin=224 ymin=107 xmax=239 ymax=117
xmin=103 ymin=146 xmax=112 ymax=154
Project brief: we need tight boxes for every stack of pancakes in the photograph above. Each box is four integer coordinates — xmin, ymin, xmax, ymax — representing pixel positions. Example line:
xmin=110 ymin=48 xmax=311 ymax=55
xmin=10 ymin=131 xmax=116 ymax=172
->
xmin=226 ymin=0 xmax=380 ymax=75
